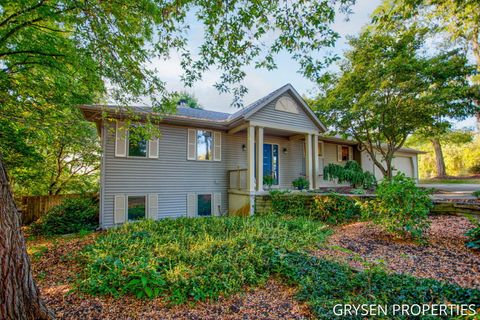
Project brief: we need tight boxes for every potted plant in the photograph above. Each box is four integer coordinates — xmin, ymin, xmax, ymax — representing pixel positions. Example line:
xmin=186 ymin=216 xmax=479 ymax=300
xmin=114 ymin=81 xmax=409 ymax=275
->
xmin=292 ymin=176 xmax=309 ymax=190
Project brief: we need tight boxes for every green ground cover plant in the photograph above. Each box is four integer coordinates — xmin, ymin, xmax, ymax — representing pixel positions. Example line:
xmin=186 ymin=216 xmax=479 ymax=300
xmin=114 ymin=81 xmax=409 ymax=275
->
xmin=465 ymin=216 xmax=480 ymax=251
xmin=279 ymin=252 xmax=480 ymax=319
xmin=361 ymin=174 xmax=433 ymax=241
xmin=30 ymin=198 xmax=98 ymax=236
xmin=77 ymin=216 xmax=329 ymax=303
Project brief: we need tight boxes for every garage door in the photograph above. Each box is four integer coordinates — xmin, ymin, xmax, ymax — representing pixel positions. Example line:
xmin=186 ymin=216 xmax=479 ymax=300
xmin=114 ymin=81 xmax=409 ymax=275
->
xmin=393 ymin=156 xmax=413 ymax=178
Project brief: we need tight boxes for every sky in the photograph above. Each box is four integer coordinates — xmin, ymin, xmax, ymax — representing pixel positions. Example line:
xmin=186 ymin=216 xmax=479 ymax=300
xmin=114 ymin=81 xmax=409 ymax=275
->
xmin=152 ymin=0 xmax=476 ymax=129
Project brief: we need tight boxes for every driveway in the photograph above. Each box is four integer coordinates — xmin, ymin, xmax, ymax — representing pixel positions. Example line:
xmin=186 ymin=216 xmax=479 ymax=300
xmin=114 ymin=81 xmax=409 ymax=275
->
xmin=418 ymin=183 xmax=479 ymax=200
xmin=418 ymin=184 xmax=479 ymax=192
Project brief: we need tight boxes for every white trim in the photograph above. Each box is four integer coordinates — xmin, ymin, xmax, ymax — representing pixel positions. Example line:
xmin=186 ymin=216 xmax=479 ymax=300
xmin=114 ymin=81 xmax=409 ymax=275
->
xmin=313 ymin=135 xmax=319 ymax=189
xmin=249 ymin=120 xmax=319 ymax=135
xmin=213 ymin=131 xmax=222 ymax=161
xmin=228 ymin=123 xmax=249 ymax=134
xmin=247 ymin=126 xmax=256 ymax=192
xmin=148 ymin=139 xmax=159 ymax=159
xmin=115 ymin=121 xmax=127 ymax=157
xmin=256 ymin=127 xmax=264 ymax=192
xmin=147 ymin=194 xmax=158 ymax=220
xmin=305 ymin=134 xmax=313 ymax=190
xmin=114 ymin=194 xmax=126 ymax=224
xmin=187 ymin=193 xmax=197 ymax=217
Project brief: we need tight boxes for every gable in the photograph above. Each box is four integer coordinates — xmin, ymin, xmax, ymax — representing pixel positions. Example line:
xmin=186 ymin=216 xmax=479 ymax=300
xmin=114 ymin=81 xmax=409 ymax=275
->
xmin=246 ymin=92 xmax=320 ymax=132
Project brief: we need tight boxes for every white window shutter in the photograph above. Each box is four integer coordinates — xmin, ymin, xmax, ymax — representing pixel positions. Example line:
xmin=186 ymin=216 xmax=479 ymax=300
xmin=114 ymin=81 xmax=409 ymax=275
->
xmin=148 ymin=139 xmax=159 ymax=158
xmin=147 ymin=194 xmax=158 ymax=220
xmin=186 ymin=193 xmax=197 ymax=217
xmin=115 ymin=121 xmax=127 ymax=157
xmin=213 ymin=193 xmax=221 ymax=216
xmin=213 ymin=132 xmax=222 ymax=161
xmin=114 ymin=195 xmax=126 ymax=224
xmin=337 ymin=145 xmax=343 ymax=162
xmin=187 ymin=129 xmax=197 ymax=160
xmin=348 ymin=146 xmax=353 ymax=161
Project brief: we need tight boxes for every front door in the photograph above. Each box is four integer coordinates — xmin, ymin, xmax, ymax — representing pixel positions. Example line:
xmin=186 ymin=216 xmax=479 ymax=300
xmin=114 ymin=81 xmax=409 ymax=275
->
xmin=263 ymin=144 xmax=279 ymax=185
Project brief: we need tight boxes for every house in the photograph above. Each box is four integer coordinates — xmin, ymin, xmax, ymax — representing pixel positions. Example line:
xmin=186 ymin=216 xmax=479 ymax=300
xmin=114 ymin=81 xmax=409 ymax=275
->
xmin=80 ymin=84 xmax=423 ymax=228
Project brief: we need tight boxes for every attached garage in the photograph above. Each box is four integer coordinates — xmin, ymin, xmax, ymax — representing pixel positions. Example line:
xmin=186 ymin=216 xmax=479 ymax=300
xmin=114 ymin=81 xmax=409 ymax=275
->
xmin=393 ymin=156 xmax=414 ymax=178
xmin=361 ymin=150 xmax=421 ymax=182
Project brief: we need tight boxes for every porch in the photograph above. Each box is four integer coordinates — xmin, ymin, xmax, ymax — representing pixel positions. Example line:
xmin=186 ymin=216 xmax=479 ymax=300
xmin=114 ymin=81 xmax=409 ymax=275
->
xmin=226 ymin=123 xmax=322 ymax=215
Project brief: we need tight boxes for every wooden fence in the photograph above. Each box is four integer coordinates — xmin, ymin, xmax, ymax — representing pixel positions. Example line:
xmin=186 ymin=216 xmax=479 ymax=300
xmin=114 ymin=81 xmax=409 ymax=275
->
xmin=18 ymin=194 xmax=96 ymax=225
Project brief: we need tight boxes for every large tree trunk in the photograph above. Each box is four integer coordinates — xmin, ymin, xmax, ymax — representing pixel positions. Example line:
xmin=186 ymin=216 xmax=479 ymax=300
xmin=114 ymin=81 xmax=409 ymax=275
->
xmin=430 ymin=138 xmax=447 ymax=178
xmin=0 ymin=157 xmax=53 ymax=319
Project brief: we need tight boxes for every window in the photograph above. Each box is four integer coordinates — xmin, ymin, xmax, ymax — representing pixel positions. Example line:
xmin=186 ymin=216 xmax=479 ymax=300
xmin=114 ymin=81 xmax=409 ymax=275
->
xmin=341 ymin=146 xmax=350 ymax=161
xmin=197 ymin=130 xmax=213 ymax=161
xmin=128 ymin=129 xmax=147 ymax=157
xmin=197 ymin=194 xmax=212 ymax=216
xmin=128 ymin=196 xmax=146 ymax=221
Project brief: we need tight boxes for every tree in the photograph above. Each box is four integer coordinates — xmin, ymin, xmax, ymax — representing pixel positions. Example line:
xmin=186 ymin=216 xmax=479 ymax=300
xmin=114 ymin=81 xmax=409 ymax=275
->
xmin=312 ymin=28 xmax=478 ymax=178
xmin=407 ymin=129 xmax=473 ymax=178
xmin=171 ymin=91 xmax=202 ymax=109
xmin=5 ymin=112 xmax=100 ymax=196
xmin=0 ymin=1 xmax=354 ymax=318
xmin=374 ymin=0 xmax=480 ymax=132
xmin=407 ymin=129 xmax=475 ymax=178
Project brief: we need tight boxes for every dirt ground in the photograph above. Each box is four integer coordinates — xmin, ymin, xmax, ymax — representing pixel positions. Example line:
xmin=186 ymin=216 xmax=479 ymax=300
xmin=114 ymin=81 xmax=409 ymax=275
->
xmin=314 ymin=215 xmax=480 ymax=289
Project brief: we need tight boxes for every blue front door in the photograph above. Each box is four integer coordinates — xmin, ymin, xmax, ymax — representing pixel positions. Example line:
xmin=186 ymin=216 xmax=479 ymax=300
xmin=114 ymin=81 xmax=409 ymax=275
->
xmin=263 ymin=144 xmax=279 ymax=185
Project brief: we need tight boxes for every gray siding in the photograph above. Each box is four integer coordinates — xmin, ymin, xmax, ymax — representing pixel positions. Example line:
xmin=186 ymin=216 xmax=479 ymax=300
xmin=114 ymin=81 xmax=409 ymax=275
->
xmin=102 ymin=122 xmax=228 ymax=228
xmin=247 ymin=93 xmax=319 ymax=132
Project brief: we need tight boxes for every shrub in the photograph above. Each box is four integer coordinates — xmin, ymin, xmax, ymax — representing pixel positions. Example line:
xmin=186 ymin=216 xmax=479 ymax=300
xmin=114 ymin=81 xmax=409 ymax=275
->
xmin=292 ymin=176 xmax=309 ymax=190
xmin=360 ymin=173 xmax=433 ymax=240
xmin=473 ymin=190 xmax=480 ymax=199
xmin=279 ymin=252 xmax=480 ymax=319
xmin=469 ymin=163 xmax=480 ymax=174
xmin=77 ymin=216 xmax=328 ymax=303
xmin=465 ymin=216 xmax=480 ymax=251
xmin=323 ymin=160 xmax=376 ymax=189
xmin=30 ymin=197 xmax=98 ymax=235
xmin=311 ymin=193 xmax=361 ymax=225
xmin=268 ymin=190 xmax=310 ymax=217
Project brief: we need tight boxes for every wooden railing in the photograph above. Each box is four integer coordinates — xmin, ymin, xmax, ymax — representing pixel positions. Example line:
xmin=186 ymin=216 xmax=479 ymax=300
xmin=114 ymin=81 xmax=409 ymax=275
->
xmin=228 ymin=168 xmax=248 ymax=190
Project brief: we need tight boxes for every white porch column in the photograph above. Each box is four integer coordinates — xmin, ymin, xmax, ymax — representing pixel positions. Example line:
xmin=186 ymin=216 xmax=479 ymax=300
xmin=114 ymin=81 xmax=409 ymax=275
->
xmin=305 ymin=133 xmax=313 ymax=190
xmin=256 ymin=127 xmax=264 ymax=192
xmin=312 ymin=134 xmax=319 ymax=189
xmin=247 ymin=126 xmax=256 ymax=193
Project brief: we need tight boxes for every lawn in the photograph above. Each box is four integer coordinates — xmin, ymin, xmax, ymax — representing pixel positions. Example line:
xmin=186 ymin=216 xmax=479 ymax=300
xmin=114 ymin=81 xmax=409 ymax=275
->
xmin=28 ymin=215 xmax=480 ymax=319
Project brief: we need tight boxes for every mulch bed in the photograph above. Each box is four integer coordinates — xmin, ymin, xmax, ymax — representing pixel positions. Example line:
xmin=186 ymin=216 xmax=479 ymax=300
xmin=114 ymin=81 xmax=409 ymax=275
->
xmin=28 ymin=234 xmax=311 ymax=320
xmin=314 ymin=215 xmax=480 ymax=289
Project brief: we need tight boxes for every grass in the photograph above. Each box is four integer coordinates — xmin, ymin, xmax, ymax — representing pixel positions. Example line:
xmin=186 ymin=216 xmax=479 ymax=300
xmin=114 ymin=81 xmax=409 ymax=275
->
xmin=279 ymin=252 xmax=480 ymax=319
xmin=76 ymin=215 xmax=329 ymax=303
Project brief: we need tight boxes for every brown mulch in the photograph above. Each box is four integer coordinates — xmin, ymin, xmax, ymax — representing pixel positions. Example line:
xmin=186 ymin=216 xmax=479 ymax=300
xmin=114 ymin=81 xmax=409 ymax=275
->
xmin=28 ymin=234 xmax=311 ymax=320
xmin=314 ymin=215 xmax=480 ymax=289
